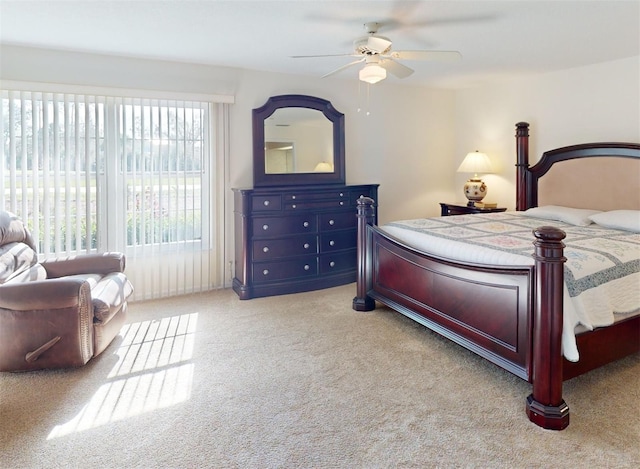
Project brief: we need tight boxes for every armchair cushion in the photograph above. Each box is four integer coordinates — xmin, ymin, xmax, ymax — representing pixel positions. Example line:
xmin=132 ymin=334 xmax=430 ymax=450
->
xmin=63 ymin=272 xmax=134 ymax=323
xmin=91 ymin=272 xmax=133 ymax=323
xmin=4 ymin=264 xmax=47 ymax=284
xmin=0 ymin=242 xmax=38 ymax=284
xmin=0 ymin=211 xmax=36 ymax=250
xmin=0 ymin=211 xmax=39 ymax=284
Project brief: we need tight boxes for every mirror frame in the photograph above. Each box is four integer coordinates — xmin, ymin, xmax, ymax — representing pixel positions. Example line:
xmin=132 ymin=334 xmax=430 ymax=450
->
xmin=253 ymin=94 xmax=345 ymax=187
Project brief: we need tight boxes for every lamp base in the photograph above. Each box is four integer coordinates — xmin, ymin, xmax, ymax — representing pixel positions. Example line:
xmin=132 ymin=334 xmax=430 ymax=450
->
xmin=463 ymin=178 xmax=487 ymax=206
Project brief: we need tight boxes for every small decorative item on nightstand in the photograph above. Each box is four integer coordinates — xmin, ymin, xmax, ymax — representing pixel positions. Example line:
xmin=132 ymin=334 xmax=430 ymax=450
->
xmin=457 ymin=150 xmax=494 ymax=206
xmin=474 ymin=201 xmax=497 ymax=208
xmin=440 ymin=202 xmax=506 ymax=216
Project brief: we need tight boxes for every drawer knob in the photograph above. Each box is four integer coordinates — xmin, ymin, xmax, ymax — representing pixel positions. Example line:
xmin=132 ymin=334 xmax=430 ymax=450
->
xmin=262 ymin=269 xmax=269 ymax=276
xmin=329 ymin=219 xmax=335 ymax=225
xmin=292 ymin=204 xmax=297 ymax=209
xmin=304 ymin=264 xmax=310 ymax=271
xmin=329 ymin=240 xmax=335 ymax=246
xmin=262 ymin=246 xmax=269 ymax=253
xmin=303 ymin=221 xmax=309 ymax=228
xmin=339 ymin=201 xmax=344 ymax=206
xmin=262 ymin=224 xmax=269 ymax=231
xmin=339 ymin=192 xmax=344 ymax=196
xmin=329 ymin=261 xmax=335 ymax=267
xmin=263 ymin=200 xmax=270 ymax=206
xmin=303 ymin=243 xmax=310 ymax=249
xmin=292 ymin=195 xmax=296 ymax=199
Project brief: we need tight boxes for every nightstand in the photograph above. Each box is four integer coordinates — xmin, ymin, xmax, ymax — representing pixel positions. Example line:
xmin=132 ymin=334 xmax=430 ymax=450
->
xmin=440 ymin=202 xmax=507 ymax=217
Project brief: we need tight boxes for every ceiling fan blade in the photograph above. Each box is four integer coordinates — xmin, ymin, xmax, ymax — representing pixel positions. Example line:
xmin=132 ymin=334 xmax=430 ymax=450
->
xmin=366 ymin=36 xmax=392 ymax=53
xmin=380 ymin=59 xmax=414 ymax=79
xmin=291 ymin=53 xmax=357 ymax=59
xmin=321 ymin=58 xmax=365 ymax=78
xmin=389 ymin=50 xmax=462 ymax=61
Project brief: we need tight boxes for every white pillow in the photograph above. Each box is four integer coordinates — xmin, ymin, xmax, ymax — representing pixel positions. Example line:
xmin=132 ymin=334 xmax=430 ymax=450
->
xmin=521 ymin=205 xmax=601 ymax=226
xmin=588 ymin=210 xmax=640 ymax=233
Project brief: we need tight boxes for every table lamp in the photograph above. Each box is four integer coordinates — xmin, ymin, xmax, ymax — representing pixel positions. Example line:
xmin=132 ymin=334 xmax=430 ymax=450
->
xmin=457 ymin=150 xmax=493 ymax=206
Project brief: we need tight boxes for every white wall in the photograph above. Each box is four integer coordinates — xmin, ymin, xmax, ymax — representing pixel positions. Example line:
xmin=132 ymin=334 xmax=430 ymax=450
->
xmin=453 ymin=56 xmax=640 ymax=209
xmin=230 ymin=70 xmax=456 ymax=221
xmin=4 ymin=46 xmax=637 ymax=288
xmin=0 ymin=45 xmax=456 ymax=288
xmin=222 ymin=69 xmax=457 ymax=285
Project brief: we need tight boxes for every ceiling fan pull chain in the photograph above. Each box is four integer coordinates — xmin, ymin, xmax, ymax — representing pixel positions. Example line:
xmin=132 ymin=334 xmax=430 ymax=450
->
xmin=356 ymin=75 xmax=372 ymax=116
xmin=366 ymin=83 xmax=371 ymax=116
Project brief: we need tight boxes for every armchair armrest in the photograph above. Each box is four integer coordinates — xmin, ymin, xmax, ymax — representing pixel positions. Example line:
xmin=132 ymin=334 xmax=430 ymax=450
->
xmin=41 ymin=252 xmax=126 ymax=278
xmin=0 ymin=278 xmax=91 ymax=311
xmin=0 ymin=277 xmax=95 ymax=370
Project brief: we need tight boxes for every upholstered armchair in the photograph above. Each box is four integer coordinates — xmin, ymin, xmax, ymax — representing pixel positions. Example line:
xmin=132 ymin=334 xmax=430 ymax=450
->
xmin=0 ymin=211 xmax=133 ymax=372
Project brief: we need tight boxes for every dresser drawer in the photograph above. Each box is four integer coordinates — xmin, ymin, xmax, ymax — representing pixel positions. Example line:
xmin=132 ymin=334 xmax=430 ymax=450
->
xmin=285 ymin=190 xmax=349 ymax=202
xmin=252 ymin=257 xmax=318 ymax=283
xmin=251 ymin=195 xmax=282 ymax=212
xmin=285 ymin=190 xmax=350 ymax=210
xmin=319 ymin=211 xmax=356 ymax=231
xmin=320 ymin=250 xmax=356 ymax=274
xmin=320 ymin=229 xmax=356 ymax=252
xmin=252 ymin=215 xmax=317 ymax=237
xmin=285 ymin=199 xmax=349 ymax=210
xmin=253 ymin=235 xmax=318 ymax=260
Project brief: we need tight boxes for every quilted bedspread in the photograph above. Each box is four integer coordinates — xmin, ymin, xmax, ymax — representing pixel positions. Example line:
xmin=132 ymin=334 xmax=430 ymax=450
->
xmin=383 ymin=212 xmax=640 ymax=361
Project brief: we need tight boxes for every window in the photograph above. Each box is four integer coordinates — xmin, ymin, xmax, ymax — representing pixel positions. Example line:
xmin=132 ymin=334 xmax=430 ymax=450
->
xmin=1 ymin=88 xmax=229 ymax=299
xmin=1 ymin=92 xmax=103 ymax=253
xmin=119 ymin=99 xmax=210 ymax=251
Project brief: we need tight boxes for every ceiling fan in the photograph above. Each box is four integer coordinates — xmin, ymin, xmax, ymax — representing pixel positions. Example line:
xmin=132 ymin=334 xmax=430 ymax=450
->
xmin=291 ymin=22 xmax=462 ymax=84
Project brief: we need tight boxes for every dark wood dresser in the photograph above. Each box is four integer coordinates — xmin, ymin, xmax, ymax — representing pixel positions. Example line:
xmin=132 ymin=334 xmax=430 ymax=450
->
xmin=233 ymin=183 xmax=378 ymax=299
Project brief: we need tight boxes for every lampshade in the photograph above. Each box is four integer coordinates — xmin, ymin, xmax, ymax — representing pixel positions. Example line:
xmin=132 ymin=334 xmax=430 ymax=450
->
xmin=359 ymin=64 xmax=387 ymax=84
xmin=314 ymin=161 xmax=334 ymax=172
xmin=457 ymin=151 xmax=493 ymax=175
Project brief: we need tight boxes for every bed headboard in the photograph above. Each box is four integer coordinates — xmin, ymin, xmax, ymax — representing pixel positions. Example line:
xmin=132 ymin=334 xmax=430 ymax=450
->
xmin=515 ymin=122 xmax=640 ymax=211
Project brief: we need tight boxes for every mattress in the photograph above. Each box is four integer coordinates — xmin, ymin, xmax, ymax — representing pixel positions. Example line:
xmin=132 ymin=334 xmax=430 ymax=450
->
xmin=381 ymin=212 xmax=640 ymax=362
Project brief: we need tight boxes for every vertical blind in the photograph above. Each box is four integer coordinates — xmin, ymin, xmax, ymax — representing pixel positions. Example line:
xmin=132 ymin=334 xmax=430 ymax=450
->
xmin=1 ymin=92 xmax=104 ymax=253
xmin=1 ymin=89 xmax=228 ymax=300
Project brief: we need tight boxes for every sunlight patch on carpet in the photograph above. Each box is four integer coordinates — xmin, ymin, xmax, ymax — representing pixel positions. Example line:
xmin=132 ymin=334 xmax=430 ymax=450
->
xmin=47 ymin=313 xmax=198 ymax=439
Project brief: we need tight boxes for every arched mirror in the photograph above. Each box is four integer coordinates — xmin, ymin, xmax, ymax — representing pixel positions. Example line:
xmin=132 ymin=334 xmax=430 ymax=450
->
xmin=253 ymin=95 xmax=345 ymax=187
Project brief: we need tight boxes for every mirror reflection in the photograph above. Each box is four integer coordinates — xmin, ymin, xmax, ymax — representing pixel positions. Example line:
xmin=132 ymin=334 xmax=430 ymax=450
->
xmin=264 ymin=108 xmax=333 ymax=174
xmin=264 ymin=141 xmax=295 ymax=173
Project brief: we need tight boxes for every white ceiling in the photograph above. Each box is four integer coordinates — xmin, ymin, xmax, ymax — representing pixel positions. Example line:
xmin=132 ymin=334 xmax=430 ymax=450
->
xmin=1 ymin=0 xmax=639 ymax=89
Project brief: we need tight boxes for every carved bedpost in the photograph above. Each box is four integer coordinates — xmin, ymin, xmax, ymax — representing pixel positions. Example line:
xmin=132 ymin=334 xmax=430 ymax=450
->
xmin=352 ymin=196 xmax=376 ymax=311
xmin=526 ymin=226 xmax=570 ymax=430
xmin=515 ymin=122 xmax=530 ymax=211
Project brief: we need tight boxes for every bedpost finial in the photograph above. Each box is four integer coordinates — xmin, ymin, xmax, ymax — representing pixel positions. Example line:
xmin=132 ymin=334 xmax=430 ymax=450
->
xmin=532 ymin=226 xmax=566 ymax=264
xmin=356 ymin=196 xmax=375 ymax=207
xmin=533 ymin=226 xmax=566 ymax=242
xmin=356 ymin=196 xmax=375 ymax=221
xmin=516 ymin=122 xmax=530 ymax=136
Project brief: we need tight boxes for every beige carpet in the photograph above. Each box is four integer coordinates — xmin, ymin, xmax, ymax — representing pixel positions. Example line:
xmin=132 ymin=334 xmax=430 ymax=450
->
xmin=1 ymin=284 xmax=638 ymax=468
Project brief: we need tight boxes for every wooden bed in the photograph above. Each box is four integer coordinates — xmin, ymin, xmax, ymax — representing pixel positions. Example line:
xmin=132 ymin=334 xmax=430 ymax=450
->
xmin=352 ymin=122 xmax=640 ymax=430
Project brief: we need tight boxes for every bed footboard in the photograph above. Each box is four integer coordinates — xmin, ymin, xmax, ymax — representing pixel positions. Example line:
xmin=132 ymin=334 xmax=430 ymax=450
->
xmin=353 ymin=196 xmax=570 ymax=430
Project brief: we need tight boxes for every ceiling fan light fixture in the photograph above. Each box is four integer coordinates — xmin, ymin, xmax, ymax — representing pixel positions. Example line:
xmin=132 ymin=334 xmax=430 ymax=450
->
xmin=359 ymin=64 xmax=387 ymax=84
